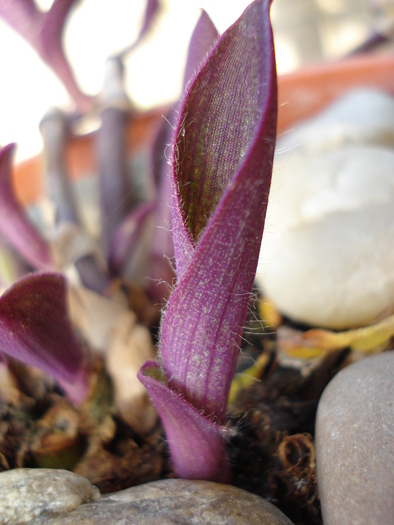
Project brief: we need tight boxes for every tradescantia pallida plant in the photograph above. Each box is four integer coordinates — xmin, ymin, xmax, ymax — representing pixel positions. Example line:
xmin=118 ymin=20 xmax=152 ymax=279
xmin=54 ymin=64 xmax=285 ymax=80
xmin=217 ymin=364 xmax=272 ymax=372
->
xmin=139 ymin=0 xmax=277 ymax=483
xmin=0 ymin=1 xmax=219 ymax=412
xmin=0 ymin=0 xmax=276 ymax=484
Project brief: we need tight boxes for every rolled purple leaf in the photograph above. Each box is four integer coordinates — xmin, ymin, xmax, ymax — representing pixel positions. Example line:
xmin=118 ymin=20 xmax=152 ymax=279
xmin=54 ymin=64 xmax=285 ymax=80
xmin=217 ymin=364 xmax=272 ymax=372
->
xmin=151 ymin=9 xmax=219 ymax=206
xmin=0 ymin=144 xmax=53 ymax=271
xmin=166 ymin=0 xmax=277 ymax=418
xmin=140 ymin=0 xmax=277 ymax=481
xmin=0 ymin=273 xmax=88 ymax=403
xmin=150 ymin=8 xmax=219 ymax=204
xmin=0 ymin=0 xmax=92 ymax=112
xmin=183 ymin=10 xmax=219 ymax=90
xmin=110 ymin=7 xmax=219 ymax=290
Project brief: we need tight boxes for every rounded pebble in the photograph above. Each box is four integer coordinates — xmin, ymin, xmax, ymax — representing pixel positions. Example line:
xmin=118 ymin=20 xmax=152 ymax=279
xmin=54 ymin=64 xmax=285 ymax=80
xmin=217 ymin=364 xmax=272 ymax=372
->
xmin=257 ymin=89 xmax=394 ymax=329
xmin=0 ymin=468 xmax=100 ymax=524
xmin=21 ymin=478 xmax=293 ymax=525
xmin=316 ymin=351 xmax=394 ymax=525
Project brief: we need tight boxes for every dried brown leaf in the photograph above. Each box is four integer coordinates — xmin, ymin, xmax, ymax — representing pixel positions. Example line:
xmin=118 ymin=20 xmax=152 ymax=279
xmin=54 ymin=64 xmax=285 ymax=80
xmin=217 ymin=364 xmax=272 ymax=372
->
xmin=68 ymin=285 xmax=156 ymax=433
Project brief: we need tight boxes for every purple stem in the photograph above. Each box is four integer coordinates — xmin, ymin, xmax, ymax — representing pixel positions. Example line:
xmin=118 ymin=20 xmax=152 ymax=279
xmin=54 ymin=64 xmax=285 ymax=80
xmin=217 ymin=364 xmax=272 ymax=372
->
xmin=98 ymin=58 xmax=132 ymax=258
xmin=40 ymin=108 xmax=81 ymax=225
xmin=40 ymin=109 xmax=110 ymax=294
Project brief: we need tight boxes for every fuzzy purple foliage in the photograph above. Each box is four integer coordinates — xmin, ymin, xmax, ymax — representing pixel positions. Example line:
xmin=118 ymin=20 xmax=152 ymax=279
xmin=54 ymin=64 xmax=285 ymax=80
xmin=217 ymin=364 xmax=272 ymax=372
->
xmin=139 ymin=0 xmax=277 ymax=482
xmin=0 ymin=273 xmax=88 ymax=403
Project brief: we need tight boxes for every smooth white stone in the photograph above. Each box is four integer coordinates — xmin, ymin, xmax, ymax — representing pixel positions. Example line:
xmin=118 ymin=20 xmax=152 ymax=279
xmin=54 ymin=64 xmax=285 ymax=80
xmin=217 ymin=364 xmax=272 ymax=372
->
xmin=257 ymin=89 xmax=394 ymax=328
xmin=275 ymin=89 xmax=394 ymax=154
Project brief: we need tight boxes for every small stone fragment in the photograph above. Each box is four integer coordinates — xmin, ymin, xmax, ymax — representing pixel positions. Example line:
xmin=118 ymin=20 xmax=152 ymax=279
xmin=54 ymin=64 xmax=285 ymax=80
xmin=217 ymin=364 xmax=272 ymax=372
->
xmin=27 ymin=479 xmax=294 ymax=524
xmin=315 ymin=351 xmax=394 ymax=525
xmin=0 ymin=468 xmax=100 ymax=524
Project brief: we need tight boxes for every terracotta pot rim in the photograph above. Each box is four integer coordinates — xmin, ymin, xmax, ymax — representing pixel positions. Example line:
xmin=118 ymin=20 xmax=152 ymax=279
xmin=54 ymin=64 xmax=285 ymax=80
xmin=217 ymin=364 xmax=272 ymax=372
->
xmin=13 ymin=53 xmax=394 ymax=206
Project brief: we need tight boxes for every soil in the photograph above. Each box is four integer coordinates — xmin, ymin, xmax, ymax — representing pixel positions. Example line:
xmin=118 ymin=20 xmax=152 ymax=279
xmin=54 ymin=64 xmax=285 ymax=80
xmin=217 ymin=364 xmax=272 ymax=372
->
xmin=0 ymin=286 xmax=355 ymax=525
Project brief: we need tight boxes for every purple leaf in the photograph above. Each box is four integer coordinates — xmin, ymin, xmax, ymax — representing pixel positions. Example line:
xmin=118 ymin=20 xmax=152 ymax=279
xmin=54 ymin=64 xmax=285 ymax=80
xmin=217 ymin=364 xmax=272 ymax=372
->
xmin=0 ymin=273 xmax=88 ymax=403
xmin=139 ymin=361 xmax=231 ymax=482
xmin=183 ymin=10 xmax=219 ymax=90
xmin=0 ymin=0 xmax=92 ymax=112
xmin=140 ymin=0 xmax=277 ymax=481
xmin=147 ymin=10 xmax=219 ymax=302
xmin=138 ymin=0 xmax=160 ymax=42
xmin=165 ymin=0 xmax=277 ymax=416
xmin=0 ymin=144 xmax=53 ymax=271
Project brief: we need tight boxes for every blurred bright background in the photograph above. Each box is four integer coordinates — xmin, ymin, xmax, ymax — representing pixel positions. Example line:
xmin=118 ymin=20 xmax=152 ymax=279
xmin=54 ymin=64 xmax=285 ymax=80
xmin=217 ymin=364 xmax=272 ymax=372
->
xmin=0 ymin=0 xmax=388 ymax=162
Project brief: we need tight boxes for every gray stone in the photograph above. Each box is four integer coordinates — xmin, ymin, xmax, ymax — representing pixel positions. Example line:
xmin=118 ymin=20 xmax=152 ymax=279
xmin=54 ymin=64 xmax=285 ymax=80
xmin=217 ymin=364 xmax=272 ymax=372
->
xmin=316 ymin=351 xmax=394 ymax=525
xmin=28 ymin=478 xmax=293 ymax=525
xmin=0 ymin=468 xmax=100 ymax=524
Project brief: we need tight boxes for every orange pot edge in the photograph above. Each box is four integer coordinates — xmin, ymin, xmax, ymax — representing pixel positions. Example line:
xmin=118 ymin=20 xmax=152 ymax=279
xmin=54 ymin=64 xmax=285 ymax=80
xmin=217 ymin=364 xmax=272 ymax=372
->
xmin=13 ymin=53 xmax=394 ymax=206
